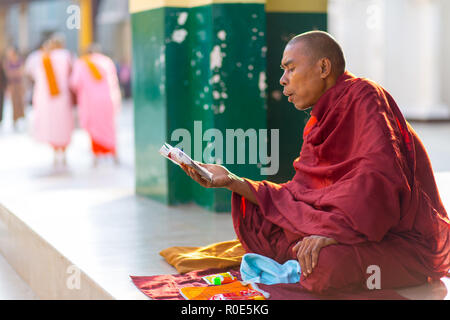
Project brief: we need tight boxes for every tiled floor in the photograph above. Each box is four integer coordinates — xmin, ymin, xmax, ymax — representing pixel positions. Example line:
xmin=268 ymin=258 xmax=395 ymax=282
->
xmin=0 ymin=100 xmax=448 ymax=299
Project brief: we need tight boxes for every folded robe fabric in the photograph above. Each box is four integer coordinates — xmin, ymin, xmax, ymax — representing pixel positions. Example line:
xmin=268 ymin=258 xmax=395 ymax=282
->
xmin=240 ymin=253 xmax=301 ymax=285
xmin=232 ymin=71 xmax=450 ymax=293
xmin=159 ymin=239 xmax=246 ymax=274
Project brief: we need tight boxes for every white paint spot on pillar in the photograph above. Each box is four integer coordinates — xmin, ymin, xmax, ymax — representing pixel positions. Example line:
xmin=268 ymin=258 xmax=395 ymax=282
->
xmin=219 ymin=103 xmax=226 ymax=113
xmin=172 ymin=29 xmax=188 ymax=43
xmin=196 ymin=13 xmax=204 ymax=22
xmin=221 ymin=92 xmax=228 ymax=99
xmin=210 ymin=45 xmax=223 ymax=70
xmin=217 ymin=30 xmax=227 ymax=41
xmin=259 ymin=71 xmax=267 ymax=97
xmin=177 ymin=12 xmax=188 ymax=25
xmin=203 ymin=104 xmax=209 ymax=110
xmin=212 ymin=74 xmax=220 ymax=83
xmin=213 ymin=91 xmax=220 ymax=99
xmin=248 ymin=65 xmax=254 ymax=71
xmin=236 ymin=62 xmax=242 ymax=68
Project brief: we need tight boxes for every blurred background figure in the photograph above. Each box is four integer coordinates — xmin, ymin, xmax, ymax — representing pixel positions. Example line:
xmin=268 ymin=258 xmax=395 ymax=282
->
xmin=0 ymin=51 xmax=6 ymax=127
xmin=24 ymin=34 xmax=74 ymax=167
xmin=2 ymin=46 xmax=25 ymax=130
xmin=70 ymin=43 xmax=121 ymax=166
xmin=118 ymin=58 xmax=131 ymax=99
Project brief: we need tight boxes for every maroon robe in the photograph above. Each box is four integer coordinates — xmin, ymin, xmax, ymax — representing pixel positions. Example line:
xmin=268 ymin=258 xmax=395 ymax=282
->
xmin=232 ymin=71 xmax=450 ymax=293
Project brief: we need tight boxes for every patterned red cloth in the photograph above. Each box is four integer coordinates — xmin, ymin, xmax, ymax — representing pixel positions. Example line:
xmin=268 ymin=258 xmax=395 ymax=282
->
xmin=130 ymin=268 xmax=407 ymax=300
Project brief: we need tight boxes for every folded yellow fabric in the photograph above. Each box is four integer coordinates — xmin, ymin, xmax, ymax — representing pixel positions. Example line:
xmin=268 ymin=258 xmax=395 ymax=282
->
xmin=160 ymin=239 xmax=246 ymax=274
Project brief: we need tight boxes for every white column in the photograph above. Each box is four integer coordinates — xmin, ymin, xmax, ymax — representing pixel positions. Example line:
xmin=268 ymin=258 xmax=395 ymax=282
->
xmin=441 ymin=0 xmax=450 ymax=110
xmin=384 ymin=0 xmax=449 ymax=120
xmin=328 ymin=0 xmax=385 ymax=84
xmin=329 ymin=0 xmax=450 ymax=120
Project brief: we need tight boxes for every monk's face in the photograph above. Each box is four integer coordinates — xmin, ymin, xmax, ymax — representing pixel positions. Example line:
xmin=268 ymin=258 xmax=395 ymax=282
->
xmin=280 ymin=41 xmax=327 ymax=110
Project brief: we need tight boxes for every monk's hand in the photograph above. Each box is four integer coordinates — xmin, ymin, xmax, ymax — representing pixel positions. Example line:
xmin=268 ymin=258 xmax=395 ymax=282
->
xmin=180 ymin=162 xmax=235 ymax=188
xmin=292 ymin=235 xmax=338 ymax=278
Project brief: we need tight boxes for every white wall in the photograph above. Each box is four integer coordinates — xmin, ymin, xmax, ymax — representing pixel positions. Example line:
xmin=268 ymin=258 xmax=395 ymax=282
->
xmin=328 ymin=0 xmax=450 ymax=120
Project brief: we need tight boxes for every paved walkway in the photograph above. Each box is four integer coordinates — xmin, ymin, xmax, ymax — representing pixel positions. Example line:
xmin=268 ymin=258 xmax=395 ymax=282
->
xmin=0 ymin=99 xmax=448 ymax=299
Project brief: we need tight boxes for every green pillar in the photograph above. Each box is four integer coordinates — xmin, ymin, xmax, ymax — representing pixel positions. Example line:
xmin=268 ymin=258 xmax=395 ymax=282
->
xmin=130 ymin=0 xmax=267 ymax=212
xmin=266 ymin=0 xmax=327 ymax=182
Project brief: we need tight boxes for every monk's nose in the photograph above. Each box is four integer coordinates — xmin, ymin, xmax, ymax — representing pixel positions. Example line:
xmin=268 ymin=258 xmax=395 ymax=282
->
xmin=280 ymin=72 xmax=288 ymax=86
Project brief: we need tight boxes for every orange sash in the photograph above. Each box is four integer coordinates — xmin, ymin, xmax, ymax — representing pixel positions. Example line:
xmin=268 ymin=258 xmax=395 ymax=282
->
xmin=82 ymin=55 xmax=102 ymax=81
xmin=42 ymin=52 xmax=60 ymax=96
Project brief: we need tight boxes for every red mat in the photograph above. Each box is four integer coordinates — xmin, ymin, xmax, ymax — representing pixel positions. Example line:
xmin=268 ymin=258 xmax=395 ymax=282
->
xmin=130 ymin=268 xmax=408 ymax=300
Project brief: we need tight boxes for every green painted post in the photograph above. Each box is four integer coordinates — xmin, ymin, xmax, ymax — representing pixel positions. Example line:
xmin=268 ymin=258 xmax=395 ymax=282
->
xmin=130 ymin=0 xmax=267 ymax=212
xmin=265 ymin=0 xmax=328 ymax=183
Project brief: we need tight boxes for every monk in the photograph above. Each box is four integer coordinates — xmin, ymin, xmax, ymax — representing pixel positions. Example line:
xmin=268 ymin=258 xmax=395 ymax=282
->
xmin=181 ymin=31 xmax=450 ymax=293
xmin=70 ymin=44 xmax=121 ymax=166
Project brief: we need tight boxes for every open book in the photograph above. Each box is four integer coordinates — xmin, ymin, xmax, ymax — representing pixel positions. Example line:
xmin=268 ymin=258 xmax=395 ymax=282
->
xmin=159 ymin=143 xmax=213 ymax=182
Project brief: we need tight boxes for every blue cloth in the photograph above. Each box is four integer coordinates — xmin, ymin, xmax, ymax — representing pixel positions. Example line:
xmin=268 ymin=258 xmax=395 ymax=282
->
xmin=240 ymin=253 xmax=301 ymax=285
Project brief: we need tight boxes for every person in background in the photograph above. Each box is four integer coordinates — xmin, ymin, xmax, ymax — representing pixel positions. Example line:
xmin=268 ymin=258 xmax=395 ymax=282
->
xmin=0 ymin=51 xmax=6 ymax=126
xmin=2 ymin=46 xmax=26 ymax=130
xmin=119 ymin=58 xmax=131 ymax=98
xmin=70 ymin=44 xmax=121 ymax=166
xmin=24 ymin=34 xmax=74 ymax=167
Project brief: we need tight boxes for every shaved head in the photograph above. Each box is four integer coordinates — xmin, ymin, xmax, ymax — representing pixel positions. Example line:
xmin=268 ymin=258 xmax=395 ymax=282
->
xmin=280 ymin=30 xmax=346 ymax=110
xmin=287 ymin=31 xmax=345 ymax=77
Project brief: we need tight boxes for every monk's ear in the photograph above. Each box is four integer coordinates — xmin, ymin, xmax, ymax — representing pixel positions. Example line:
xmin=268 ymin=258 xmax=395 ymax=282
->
xmin=318 ymin=58 xmax=332 ymax=78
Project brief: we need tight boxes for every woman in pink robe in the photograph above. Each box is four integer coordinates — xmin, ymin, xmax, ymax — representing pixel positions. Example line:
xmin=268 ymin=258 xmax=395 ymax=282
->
xmin=70 ymin=46 xmax=121 ymax=165
xmin=25 ymin=39 xmax=74 ymax=166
